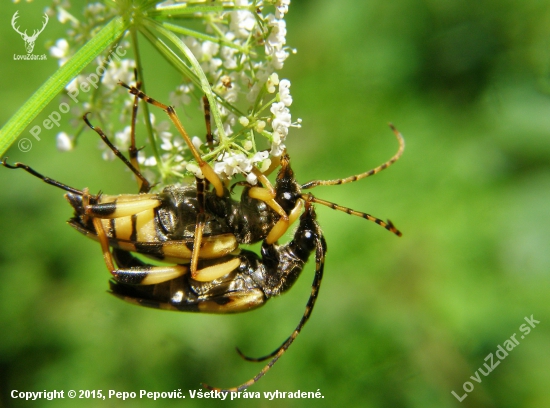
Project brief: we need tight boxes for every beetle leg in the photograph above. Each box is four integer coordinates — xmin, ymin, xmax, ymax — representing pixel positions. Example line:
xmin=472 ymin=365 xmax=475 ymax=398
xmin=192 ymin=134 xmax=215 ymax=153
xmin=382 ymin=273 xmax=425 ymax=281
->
xmin=113 ymin=263 xmax=189 ymax=285
xmin=162 ymin=235 xmax=239 ymax=261
xmin=190 ymin=177 xmax=206 ymax=279
xmin=84 ymin=194 xmax=162 ymax=218
xmin=247 ymin=168 xmax=290 ymax=244
xmin=193 ymin=256 xmax=242 ymax=282
xmin=127 ymin=74 xmax=146 ymax=191
xmin=202 ymin=95 xmax=215 ymax=152
xmin=83 ymin=114 xmax=151 ymax=193
xmin=90 ymin=203 xmax=188 ymax=285
xmin=120 ymin=82 xmax=226 ymax=198
xmin=110 ymin=251 xmax=238 ymax=285
xmin=248 ymin=193 xmax=303 ymax=245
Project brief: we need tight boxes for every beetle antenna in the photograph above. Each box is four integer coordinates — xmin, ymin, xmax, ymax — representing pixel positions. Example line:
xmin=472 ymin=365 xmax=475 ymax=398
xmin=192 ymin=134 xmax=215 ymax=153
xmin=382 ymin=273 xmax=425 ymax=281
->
xmin=2 ymin=157 xmax=84 ymax=195
xmin=128 ymin=71 xmax=148 ymax=192
xmin=300 ymin=124 xmax=404 ymax=190
xmin=83 ymin=113 xmax=151 ymax=193
xmin=301 ymin=193 xmax=402 ymax=237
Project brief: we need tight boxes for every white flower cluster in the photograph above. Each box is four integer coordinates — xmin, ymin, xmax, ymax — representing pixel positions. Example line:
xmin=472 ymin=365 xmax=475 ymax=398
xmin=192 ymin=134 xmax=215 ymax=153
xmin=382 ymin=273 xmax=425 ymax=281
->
xmin=214 ymin=151 xmax=270 ymax=185
xmin=47 ymin=0 xmax=300 ymax=187
xmin=164 ymin=1 xmax=300 ymax=183
xmin=267 ymin=76 xmax=301 ymax=157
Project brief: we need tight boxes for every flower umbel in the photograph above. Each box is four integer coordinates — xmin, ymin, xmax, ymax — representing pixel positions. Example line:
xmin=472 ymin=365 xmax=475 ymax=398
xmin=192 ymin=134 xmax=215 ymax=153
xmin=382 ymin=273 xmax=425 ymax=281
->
xmin=47 ymin=0 xmax=300 ymax=187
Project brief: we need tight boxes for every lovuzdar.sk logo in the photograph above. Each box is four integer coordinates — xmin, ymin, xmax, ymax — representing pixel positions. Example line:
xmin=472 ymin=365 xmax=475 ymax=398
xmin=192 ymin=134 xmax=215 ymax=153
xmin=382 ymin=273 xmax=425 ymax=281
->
xmin=12 ymin=10 xmax=49 ymax=60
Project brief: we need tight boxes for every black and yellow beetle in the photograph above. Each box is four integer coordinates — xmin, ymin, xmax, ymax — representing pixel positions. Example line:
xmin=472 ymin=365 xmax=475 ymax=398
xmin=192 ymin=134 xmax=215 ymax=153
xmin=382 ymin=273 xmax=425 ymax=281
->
xmin=2 ymin=82 xmax=404 ymax=392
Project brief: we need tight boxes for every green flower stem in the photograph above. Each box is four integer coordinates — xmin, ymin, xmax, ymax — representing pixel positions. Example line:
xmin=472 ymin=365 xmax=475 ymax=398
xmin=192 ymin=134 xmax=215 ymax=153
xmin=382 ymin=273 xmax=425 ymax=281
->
xmin=148 ymin=4 xmax=240 ymax=18
xmin=143 ymin=19 xmax=228 ymax=145
xmin=138 ymin=24 xmax=199 ymax=88
xmin=140 ymin=21 xmax=246 ymax=121
xmin=161 ymin=22 xmax=246 ymax=52
xmin=0 ymin=16 xmax=129 ymax=157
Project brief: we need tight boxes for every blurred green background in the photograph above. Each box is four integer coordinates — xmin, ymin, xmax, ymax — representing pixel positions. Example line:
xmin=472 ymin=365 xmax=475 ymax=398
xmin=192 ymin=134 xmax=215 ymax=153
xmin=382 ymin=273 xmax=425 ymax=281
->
xmin=1 ymin=0 xmax=550 ymax=407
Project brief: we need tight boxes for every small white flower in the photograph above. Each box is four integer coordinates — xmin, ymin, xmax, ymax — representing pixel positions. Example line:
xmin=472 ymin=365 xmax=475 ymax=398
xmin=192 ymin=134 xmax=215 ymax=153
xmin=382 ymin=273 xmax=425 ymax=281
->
xmin=213 ymin=152 xmax=252 ymax=178
xmin=269 ymin=99 xmax=293 ymax=158
xmin=246 ymin=172 xmax=258 ymax=185
xmin=214 ymin=121 xmax=234 ymax=139
xmin=272 ymin=48 xmax=290 ymax=70
xmin=239 ymin=116 xmax=250 ymax=127
xmin=65 ymin=75 xmax=83 ymax=93
xmin=221 ymin=45 xmax=238 ymax=69
xmin=275 ymin=0 xmax=290 ymax=19
xmin=271 ymin=101 xmax=292 ymax=140
xmin=202 ymin=57 xmax=223 ymax=76
xmin=143 ymin=156 xmax=157 ymax=166
xmin=155 ymin=120 xmax=173 ymax=141
xmin=186 ymin=162 xmax=204 ymax=179
xmin=114 ymin=126 xmax=132 ymax=151
xmin=270 ymin=142 xmax=286 ymax=157
xmin=85 ymin=3 xmax=105 ymax=16
xmin=184 ymin=37 xmax=203 ymax=60
xmin=253 ymin=120 xmax=265 ymax=133
xmin=230 ymin=0 xmax=256 ymax=38
xmin=138 ymin=153 xmax=157 ymax=167
xmin=101 ymin=146 xmax=115 ymax=161
xmin=50 ymin=39 xmax=69 ymax=65
xmin=102 ymin=59 xmax=135 ymax=89
xmin=215 ymin=73 xmax=241 ymax=102
xmin=169 ymin=83 xmax=194 ymax=107
xmin=192 ymin=136 xmax=203 ymax=151
xmin=267 ymin=73 xmax=279 ymax=93
xmin=251 ymin=151 xmax=269 ymax=163
xmin=259 ymin=158 xmax=271 ymax=173
xmin=278 ymin=79 xmax=292 ymax=106
xmin=201 ymin=40 xmax=220 ymax=60
xmin=57 ymin=8 xmax=75 ymax=24
xmin=266 ymin=15 xmax=287 ymax=52
xmin=56 ymin=132 xmax=73 ymax=151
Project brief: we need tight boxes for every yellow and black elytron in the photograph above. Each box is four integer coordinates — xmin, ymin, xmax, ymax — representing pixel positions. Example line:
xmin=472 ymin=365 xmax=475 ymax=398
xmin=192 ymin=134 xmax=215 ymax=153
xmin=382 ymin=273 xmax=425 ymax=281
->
xmin=2 ymin=80 xmax=404 ymax=392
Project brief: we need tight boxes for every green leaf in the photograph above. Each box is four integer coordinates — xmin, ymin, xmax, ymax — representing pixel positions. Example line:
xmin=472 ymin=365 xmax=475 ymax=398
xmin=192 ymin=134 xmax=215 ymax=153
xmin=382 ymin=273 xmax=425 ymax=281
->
xmin=0 ymin=16 xmax=130 ymax=157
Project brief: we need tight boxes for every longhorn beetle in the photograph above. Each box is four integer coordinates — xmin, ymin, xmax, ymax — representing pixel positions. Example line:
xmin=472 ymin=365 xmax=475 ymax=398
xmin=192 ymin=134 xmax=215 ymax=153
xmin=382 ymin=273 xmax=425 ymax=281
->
xmin=2 ymin=80 xmax=404 ymax=392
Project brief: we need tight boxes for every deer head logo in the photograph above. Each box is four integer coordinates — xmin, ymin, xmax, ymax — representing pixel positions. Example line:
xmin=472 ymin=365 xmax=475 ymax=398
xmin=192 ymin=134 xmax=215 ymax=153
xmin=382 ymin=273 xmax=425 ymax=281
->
xmin=12 ymin=11 xmax=49 ymax=54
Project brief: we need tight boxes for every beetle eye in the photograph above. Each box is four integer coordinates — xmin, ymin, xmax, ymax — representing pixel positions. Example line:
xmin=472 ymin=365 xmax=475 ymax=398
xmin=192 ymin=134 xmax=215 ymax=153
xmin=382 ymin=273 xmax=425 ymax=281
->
xmin=298 ymin=229 xmax=317 ymax=252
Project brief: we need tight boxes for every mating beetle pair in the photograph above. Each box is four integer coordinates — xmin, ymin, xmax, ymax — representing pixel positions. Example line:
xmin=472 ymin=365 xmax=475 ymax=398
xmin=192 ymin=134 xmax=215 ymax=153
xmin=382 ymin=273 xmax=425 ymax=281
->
xmin=2 ymin=81 xmax=404 ymax=392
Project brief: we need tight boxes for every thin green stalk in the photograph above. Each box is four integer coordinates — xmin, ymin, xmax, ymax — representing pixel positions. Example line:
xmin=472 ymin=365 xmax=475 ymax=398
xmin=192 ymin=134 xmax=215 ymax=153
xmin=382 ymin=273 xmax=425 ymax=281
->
xmin=138 ymin=24 xmax=199 ymax=88
xmin=140 ymin=21 xmax=246 ymax=121
xmin=145 ymin=19 xmax=228 ymax=145
xmin=148 ymin=5 xmax=237 ymax=18
xmin=161 ymin=22 xmax=246 ymax=52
